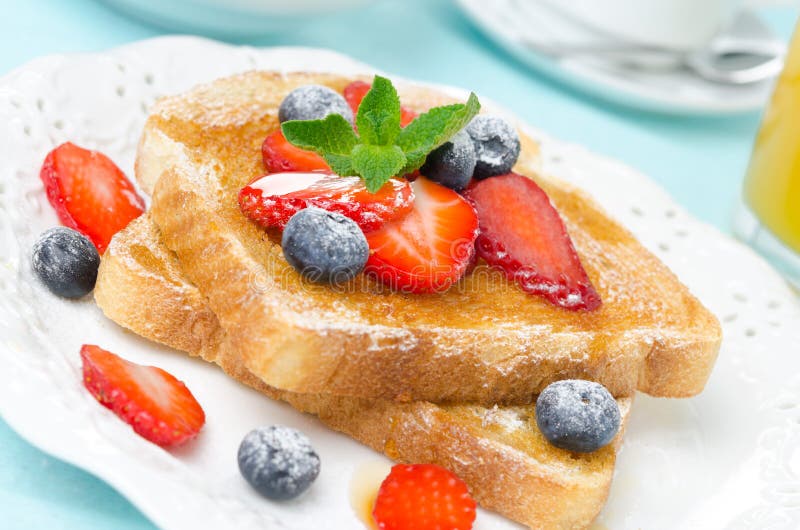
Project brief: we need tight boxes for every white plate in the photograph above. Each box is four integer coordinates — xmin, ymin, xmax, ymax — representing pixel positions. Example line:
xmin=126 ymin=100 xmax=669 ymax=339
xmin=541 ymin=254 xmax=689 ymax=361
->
xmin=1 ymin=36 xmax=799 ymax=530
xmin=456 ymin=0 xmax=777 ymax=116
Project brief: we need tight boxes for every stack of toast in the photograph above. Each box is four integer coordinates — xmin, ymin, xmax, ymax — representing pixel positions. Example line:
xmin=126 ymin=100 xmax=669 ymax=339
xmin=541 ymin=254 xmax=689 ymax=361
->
xmin=94 ymin=71 xmax=721 ymax=529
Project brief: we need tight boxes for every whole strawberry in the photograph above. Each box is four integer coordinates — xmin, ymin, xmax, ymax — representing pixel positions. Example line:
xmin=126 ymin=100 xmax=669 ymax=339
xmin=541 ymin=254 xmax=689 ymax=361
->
xmin=372 ymin=464 xmax=477 ymax=530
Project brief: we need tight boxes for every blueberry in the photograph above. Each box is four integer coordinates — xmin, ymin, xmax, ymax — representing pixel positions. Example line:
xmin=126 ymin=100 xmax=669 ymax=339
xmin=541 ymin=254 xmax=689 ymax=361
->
xmin=466 ymin=115 xmax=521 ymax=180
xmin=282 ymin=207 xmax=368 ymax=284
xmin=238 ymin=425 xmax=321 ymax=500
xmin=420 ymin=130 xmax=477 ymax=191
xmin=535 ymin=380 xmax=621 ymax=453
xmin=279 ymin=85 xmax=354 ymax=125
xmin=31 ymin=227 xmax=100 ymax=299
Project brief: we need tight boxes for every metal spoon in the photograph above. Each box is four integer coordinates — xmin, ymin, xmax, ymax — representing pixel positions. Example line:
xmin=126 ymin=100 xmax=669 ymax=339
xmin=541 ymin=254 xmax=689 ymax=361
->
xmin=504 ymin=0 xmax=786 ymax=85
xmin=684 ymin=31 xmax=786 ymax=84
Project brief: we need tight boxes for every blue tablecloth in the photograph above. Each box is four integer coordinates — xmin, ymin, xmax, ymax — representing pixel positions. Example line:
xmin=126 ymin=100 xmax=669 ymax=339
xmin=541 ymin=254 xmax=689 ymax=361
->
xmin=1 ymin=1 xmax=797 ymax=528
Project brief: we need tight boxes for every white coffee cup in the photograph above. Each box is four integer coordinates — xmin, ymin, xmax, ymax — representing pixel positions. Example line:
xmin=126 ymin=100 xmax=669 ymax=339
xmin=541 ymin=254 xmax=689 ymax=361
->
xmin=546 ymin=0 xmax=745 ymax=51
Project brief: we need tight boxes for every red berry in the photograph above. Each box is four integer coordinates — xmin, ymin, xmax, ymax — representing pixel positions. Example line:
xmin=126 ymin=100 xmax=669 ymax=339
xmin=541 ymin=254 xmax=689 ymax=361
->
xmin=372 ymin=464 xmax=477 ymax=530
xmin=463 ymin=173 xmax=602 ymax=311
xmin=262 ymin=130 xmax=331 ymax=173
xmin=343 ymin=80 xmax=370 ymax=115
xmin=80 ymin=345 xmax=205 ymax=447
xmin=343 ymin=81 xmax=418 ymax=127
xmin=365 ymin=177 xmax=478 ymax=293
xmin=40 ymin=142 xmax=145 ymax=254
xmin=239 ymin=172 xmax=414 ymax=232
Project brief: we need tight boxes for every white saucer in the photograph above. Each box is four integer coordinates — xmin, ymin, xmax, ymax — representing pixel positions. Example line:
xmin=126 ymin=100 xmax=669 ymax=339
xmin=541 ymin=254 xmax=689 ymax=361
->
xmin=457 ymin=0 xmax=778 ymax=115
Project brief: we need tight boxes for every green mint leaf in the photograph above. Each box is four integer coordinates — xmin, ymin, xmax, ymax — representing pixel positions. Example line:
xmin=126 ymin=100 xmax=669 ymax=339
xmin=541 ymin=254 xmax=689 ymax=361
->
xmin=280 ymin=78 xmax=481 ymax=195
xmin=281 ymin=113 xmax=359 ymax=157
xmin=356 ymin=75 xmax=401 ymax=146
xmin=396 ymin=92 xmax=480 ymax=174
xmin=350 ymin=144 xmax=406 ymax=193
xmin=323 ymin=154 xmax=356 ymax=176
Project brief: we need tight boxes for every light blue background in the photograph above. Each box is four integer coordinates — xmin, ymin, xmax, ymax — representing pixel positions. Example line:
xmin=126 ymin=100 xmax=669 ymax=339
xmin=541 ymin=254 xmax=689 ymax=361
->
xmin=1 ymin=1 xmax=797 ymax=528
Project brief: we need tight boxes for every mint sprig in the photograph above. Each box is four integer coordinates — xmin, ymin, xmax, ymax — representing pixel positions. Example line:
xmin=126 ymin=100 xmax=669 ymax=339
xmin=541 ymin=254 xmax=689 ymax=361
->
xmin=281 ymin=75 xmax=481 ymax=193
xmin=281 ymin=114 xmax=358 ymax=176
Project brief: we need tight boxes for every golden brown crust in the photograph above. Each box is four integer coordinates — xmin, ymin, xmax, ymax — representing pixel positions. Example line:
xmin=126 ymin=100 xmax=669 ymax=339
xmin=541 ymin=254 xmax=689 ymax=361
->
xmin=142 ymin=71 xmax=720 ymax=404
xmin=96 ymin=214 xmax=631 ymax=529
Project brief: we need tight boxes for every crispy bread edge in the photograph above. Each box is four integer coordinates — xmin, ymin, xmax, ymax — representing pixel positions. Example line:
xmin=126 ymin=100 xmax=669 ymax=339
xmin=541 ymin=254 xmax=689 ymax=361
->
xmin=96 ymin=215 xmax=631 ymax=529
xmin=140 ymin=71 xmax=720 ymax=404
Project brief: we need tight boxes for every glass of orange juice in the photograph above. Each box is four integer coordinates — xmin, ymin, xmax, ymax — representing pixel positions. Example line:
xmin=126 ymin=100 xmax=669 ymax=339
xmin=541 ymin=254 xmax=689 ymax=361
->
xmin=735 ymin=23 xmax=800 ymax=288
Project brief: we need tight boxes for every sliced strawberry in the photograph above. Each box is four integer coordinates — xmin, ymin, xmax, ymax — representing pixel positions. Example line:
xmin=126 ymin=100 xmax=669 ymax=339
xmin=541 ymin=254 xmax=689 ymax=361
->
xmin=343 ymin=81 xmax=370 ymax=115
xmin=401 ymin=109 xmax=418 ymax=128
xmin=239 ymin=172 xmax=414 ymax=232
xmin=80 ymin=344 xmax=205 ymax=448
xmin=40 ymin=142 xmax=145 ymax=254
xmin=365 ymin=177 xmax=478 ymax=293
xmin=262 ymin=130 xmax=331 ymax=173
xmin=343 ymin=81 xmax=418 ymax=127
xmin=464 ymin=173 xmax=601 ymax=311
xmin=372 ymin=464 xmax=477 ymax=530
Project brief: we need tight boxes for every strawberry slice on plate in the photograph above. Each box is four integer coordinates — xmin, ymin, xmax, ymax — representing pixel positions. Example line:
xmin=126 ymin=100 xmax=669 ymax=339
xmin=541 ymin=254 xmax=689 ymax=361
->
xmin=365 ymin=177 xmax=478 ymax=293
xmin=40 ymin=142 xmax=145 ymax=254
xmin=262 ymin=129 xmax=331 ymax=173
xmin=344 ymin=81 xmax=418 ymax=127
xmin=239 ymin=172 xmax=414 ymax=232
xmin=80 ymin=344 xmax=205 ymax=448
xmin=464 ymin=172 xmax=601 ymax=311
xmin=372 ymin=463 xmax=477 ymax=530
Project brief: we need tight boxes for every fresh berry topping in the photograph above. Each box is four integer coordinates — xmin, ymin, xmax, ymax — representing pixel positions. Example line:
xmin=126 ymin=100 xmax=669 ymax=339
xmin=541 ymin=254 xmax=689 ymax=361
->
xmin=80 ymin=344 xmax=205 ymax=447
xmin=535 ymin=380 xmax=621 ymax=453
xmin=282 ymin=207 xmax=369 ymax=284
xmin=262 ymin=130 xmax=331 ymax=173
xmin=465 ymin=115 xmax=521 ymax=180
xmin=40 ymin=142 xmax=145 ymax=253
xmin=343 ymin=81 xmax=417 ymax=127
xmin=372 ymin=464 xmax=477 ymax=530
xmin=279 ymin=84 xmax=354 ymax=124
xmin=464 ymin=173 xmax=601 ymax=310
xmin=32 ymin=227 xmax=100 ymax=299
xmin=365 ymin=177 xmax=478 ymax=293
xmin=343 ymin=80 xmax=370 ymax=115
xmin=420 ymin=130 xmax=477 ymax=191
xmin=238 ymin=425 xmax=321 ymax=500
xmin=239 ymin=172 xmax=414 ymax=232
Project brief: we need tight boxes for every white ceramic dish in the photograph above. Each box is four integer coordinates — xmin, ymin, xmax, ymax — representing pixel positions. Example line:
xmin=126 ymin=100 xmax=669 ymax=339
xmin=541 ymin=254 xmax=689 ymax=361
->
xmin=457 ymin=0 xmax=777 ymax=116
xmin=1 ymin=37 xmax=799 ymax=529
xmin=98 ymin=0 xmax=375 ymax=36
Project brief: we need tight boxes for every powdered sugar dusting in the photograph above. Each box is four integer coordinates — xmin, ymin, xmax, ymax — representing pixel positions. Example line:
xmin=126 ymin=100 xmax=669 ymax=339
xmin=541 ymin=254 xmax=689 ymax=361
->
xmin=278 ymin=84 xmax=353 ymax=125
xmin=481 ymin=405 xmax=526 ymax=431
xmin=535 ymin=380 xmax=620 ymax=452
xmin=466 ymin=114 xmax=520 ymax=179
xmin=237 ymin=425 xmax=321 ymax=500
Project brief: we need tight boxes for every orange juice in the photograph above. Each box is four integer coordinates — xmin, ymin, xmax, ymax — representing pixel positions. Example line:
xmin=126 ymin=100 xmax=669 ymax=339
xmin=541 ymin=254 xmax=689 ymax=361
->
xmin=743 ymin=25 xmax=800 ymax=254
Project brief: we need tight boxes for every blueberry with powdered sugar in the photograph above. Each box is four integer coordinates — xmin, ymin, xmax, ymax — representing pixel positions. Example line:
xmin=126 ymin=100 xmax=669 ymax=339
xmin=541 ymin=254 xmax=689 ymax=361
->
xmin=421 ymin=130 xmax=477 ymax=191
xmin=282 ymin=207 xmax=368 ymax=285
xmin=238 ymin=425 xmax=321 ymax=500
xmin=535 ymin=380 xmax=620 ymax=453
xmin=31 ymin=227 xmax=100 ymax=299
xmin=466 ymin=115 xmax=521 ymax=180
xmin=279 ymin=85 xmax=354 ymax=125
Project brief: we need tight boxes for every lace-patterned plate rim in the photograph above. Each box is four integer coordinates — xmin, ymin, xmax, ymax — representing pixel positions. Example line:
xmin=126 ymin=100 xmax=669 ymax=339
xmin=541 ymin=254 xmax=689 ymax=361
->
xmin=0 ymin=36 xmax=798 ymax=530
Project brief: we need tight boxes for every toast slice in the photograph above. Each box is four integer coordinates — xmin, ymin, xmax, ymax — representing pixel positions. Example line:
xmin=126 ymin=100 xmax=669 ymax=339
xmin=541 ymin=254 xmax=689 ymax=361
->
xmin=96 ymin=214 xmax=632 ymax=530
xmin=139 ymin=71 xmax=720 ymax=405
